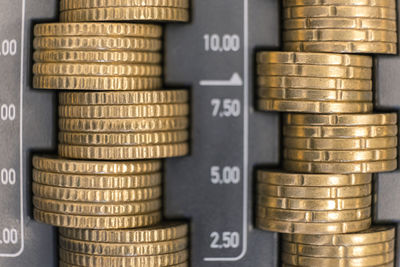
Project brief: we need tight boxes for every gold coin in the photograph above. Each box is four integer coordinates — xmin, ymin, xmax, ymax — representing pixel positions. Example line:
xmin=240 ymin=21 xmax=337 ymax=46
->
xmin=60 ymin=0 xmax=189 ymax=10
xmin=258 ymin=195 xmax=372 ymax=210
xmin=58 ymin=104 xmax=189 ymax=118
xmin=283 ymin=125 xmax=398 ymax=138
xmin=284 ymin=17 xmax=397 ymax=31
xmin=282 ymin=240 xmax=394 ymax=258
xmin=285 ymin=113 xmax=397 ymax=125
xmin=283 ymin=0 xmax=396 ymax=7
xmin=258 ymin=76 xmax=372 ymax=90
xmin=281 ymin=251 xmax=394 ymax=266
xmin=32 ymin=169 xmax=162 ymax=189
xmin=259 ymin=88 xmax=373 ymax=102
xmin=33 ymin=196 xmax=161 ymax=215
xmin=32 ymin=155 xmax=161 ymax=174
xmin=33 ymin=36 xmax=161 ymax=51
xmin=59 ymin=117 xmax=189 ymax=132
xmin=258 ymin=183 xmax=371 ymax=198
xmin=282 ymin=225 xmax=395 ymax=245
xmin=34 ymin=209 xmax=161 ymax=229
xmin=284 ymin=29 xmax=397 ymax=42
xmin=59 ymin=248 xmax=188 ymax=266
xmin=257 ymin=171 xmax=372 ymax=186
xmin=283 ymin=41 xmax=397 ymax=54
xmin=257 ymin=206 xmax=371 ymax=222
xmin=34 ymin=22 xmax=162 ymax=37
xmin=258 ymin=99 xmax=373 ymax=113
xmin=284 ymin=136 xmax=397 ymax=150
xmin=281 ymin=263 xmax=394 ymax=267
xmin=257 ymin=64 xmax=371 ymax=79
xmin=59 ymin=90 xmax=188 ymax=105
xmin=59 ymin=235 xmax=188 ymax=256
xmin=33 ymin=50 xmax=162 ymax=64
xmin=32 ymin=182 xmax=161 ymax=202
xmin=60 ymin=7 xmax=189 ymax=22
xmin=58 ymin=143 xmax=189 ymax=160
xmin=33 ymin=63 xmax=162 ymax=76
xmin=59 ymin=131 xmax=189 ymax=146
xmin=283 ymin=159 xmax=397 ymax=173
xmin=59 ymin=261 xmax=189 ymax=267
xmin=59 ymin=221 xmax=189 ymax=243
xmin=284 ymin=6 xmax=396 ymax=19
xmin=257 ymin=217 xmax=371 ymax=234
xmin=33 ymin=75 xmax=162 ymax=90
xmin=256 ymin=51 xmax=372 ymax=66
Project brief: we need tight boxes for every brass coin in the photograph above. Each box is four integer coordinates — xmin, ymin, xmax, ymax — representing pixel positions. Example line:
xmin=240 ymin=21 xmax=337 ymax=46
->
xmin=59 ymin=117 xmax=189 ymax=132
xmin=34 ymin=209 xmax=161 ymax=229
xmin=284 ymin=6 xmax=396 ymax=19
xmin=32 ymin=182 xmax=161 ymax=202
xmin=257 ymin=64 xmax=372 ymax=79
xmin=60 ymin=0 xmax=189 ymax=10
xmin=59 ymin=261 xmax=189 ymax=267
xmin=282 ymin=225 xmax=395 ymax=245
xmin=283 ymin=0 xmax=396 ymax=8
xmin=258 ymin=99 xmax=373 ymax=113
xmin=258 ymin=183 xmax=371 ymax=198
xmin=59 ymin=90 xmax=188 ymax=105
xmin=256 ymin=51 xmax=372 ymax=66
xmin=257 ymin=171 xmax=372 ymax=186
xmin=33 ymin=75 xmax=162 ymax=90
xmin=60 ymin=7 xmax=189 ymax=22
xmin=285 ymin=113 xmax=397 ymax=126
xmin=32 ymin=169 xmax=162 ymax=189
xmin=32 ymin=155 xmax=161 ymax=174
xmin=59 ymin=221 xmax=189 ymax=243
xmin=258 ymin=195 xmax=372 ymax=210
xmin=283 ymin=159 xmax=397 ymax=173
xmin=284 ymin=29 xmax=397 ymax=42
xmin=258 ymin=76 xmax=372 ymax=90
xmin=58 ymin=104 xmax=189 ymax=118
xmin=34 ymin=22 xmax=162 ymax=37
xmin=281 ymin=263 xmax=394 ymax=267
xmin=58 ymin=143 xmax=189 ymax=160
xmin=33 ymin=196 xmax=161 ymax=215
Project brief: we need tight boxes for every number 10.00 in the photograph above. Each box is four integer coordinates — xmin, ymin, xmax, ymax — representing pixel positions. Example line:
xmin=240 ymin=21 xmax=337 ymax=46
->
xmin=204 ymin=34 xmax=240 ymax=52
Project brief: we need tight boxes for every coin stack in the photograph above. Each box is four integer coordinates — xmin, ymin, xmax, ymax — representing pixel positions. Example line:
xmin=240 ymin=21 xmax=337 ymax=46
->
xmin=31 ymin=1 xmax=190 ymax=266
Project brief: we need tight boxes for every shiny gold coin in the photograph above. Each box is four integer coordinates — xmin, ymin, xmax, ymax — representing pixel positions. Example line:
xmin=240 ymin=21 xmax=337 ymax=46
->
xmin=60 ymin=0 xmax=189 ymax=10
xmin=282 ymin=225 xmax=395 ymax=245
xmin=257 ymin=51 xmax=372 ymax=66
xmin=32 ymin=169 xmax=161 ymax=189
xmin=33 ymin=63 xmax=162 ymax=76
xmin=33 ymin=50 xmax=162 ymax=64
xmin=283 ymin=0 xmax=396 ymax=7
xmin=283 ymin=159 xmax=397 ymax=173
xmin=59 ymin=261 xmax=189 ymax=267
xmin=257 ymin=217 xmax=371 ymax=234
xmin=59 ymin=90 xmax=188 ymax=105
xmin=58 ymin=143 xmax=189 ymax=160
xmin=258 ymin=76 xmax=372 ymax=90
xmin=60 ymin=7 xmax=189 ymax=22
xmin=33 ymin=196 xmax=161 ymax=215
xmin=258 ymin=99 xmax=372 ymax=113
xmin=281 ymin=263 xmax=394 ymax=267
xmin=257 ymin=64 xmax=371 ymax=79
xmin=32 ymin=155 xmax=161 ymax=174
xmin=285 ymin=113 xmax=397 ymax=125
xmin=257 ymin=206 xmax=371 ymax=222
xmin=59 ymin=104 xmax=189 ymax=118
xmin=59 ymin=248 xmax=188 ymax=266
xmin=282 ymin=240 xmax=394 ymax=258
xmin=33 ymin=36 xmax=161 ymax=51
xmin=284 ymin=136 xmax=397 ymax=150
xmin=258 ymin=183 xmax=371 ymax=198
xmin=59 ymin=235 xmax=188 ymax=256
xmin=281 ymin=251 xmax=394 ymax=266
xmin=284 ymin=6 xmax=396 ymax=19
xmin=32 ymin=182 xmax=161 ymax=202
xmin=34 ymin=209 xmax=161 ymax=229
xmin=258 ymin=195 xmax=372 ymax=210
xmin=33 ymin=75 xmax=162 ymax=90
xmin=34 ymin=22 xmax=162 ymax=37
xmin=59 ymin=221 xmax=188 ymax=243
xmin=59 ymin=117 xmax=189 ymax=132
xmin=257 ymin=171 xmax=372 ymax=186
xmin=259 ymin=88 xmax=373 ymax=102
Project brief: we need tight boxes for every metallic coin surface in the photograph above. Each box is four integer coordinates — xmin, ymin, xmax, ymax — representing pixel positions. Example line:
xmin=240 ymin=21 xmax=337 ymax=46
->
xmin=283 ymin=0 xmax=396 ymax=7
xmin=284 ymin=6 xmax=396 ymax=19
xmin=284 ymin=41 xmax=397 ymax=54
xmin=60 ymin=0 xmax=190 ymax=10
xmin=285 ymin=113 xmax=397 ymax=125
xmin=284 ymin=29 xmax=397 ymax=42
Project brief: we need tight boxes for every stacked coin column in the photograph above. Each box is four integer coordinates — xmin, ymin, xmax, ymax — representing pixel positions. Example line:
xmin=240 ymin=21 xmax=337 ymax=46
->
xmin=255 ymin=0 xmax=399 ymax=266
xmin=31 ymin=2 xmax=191 ymax=266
